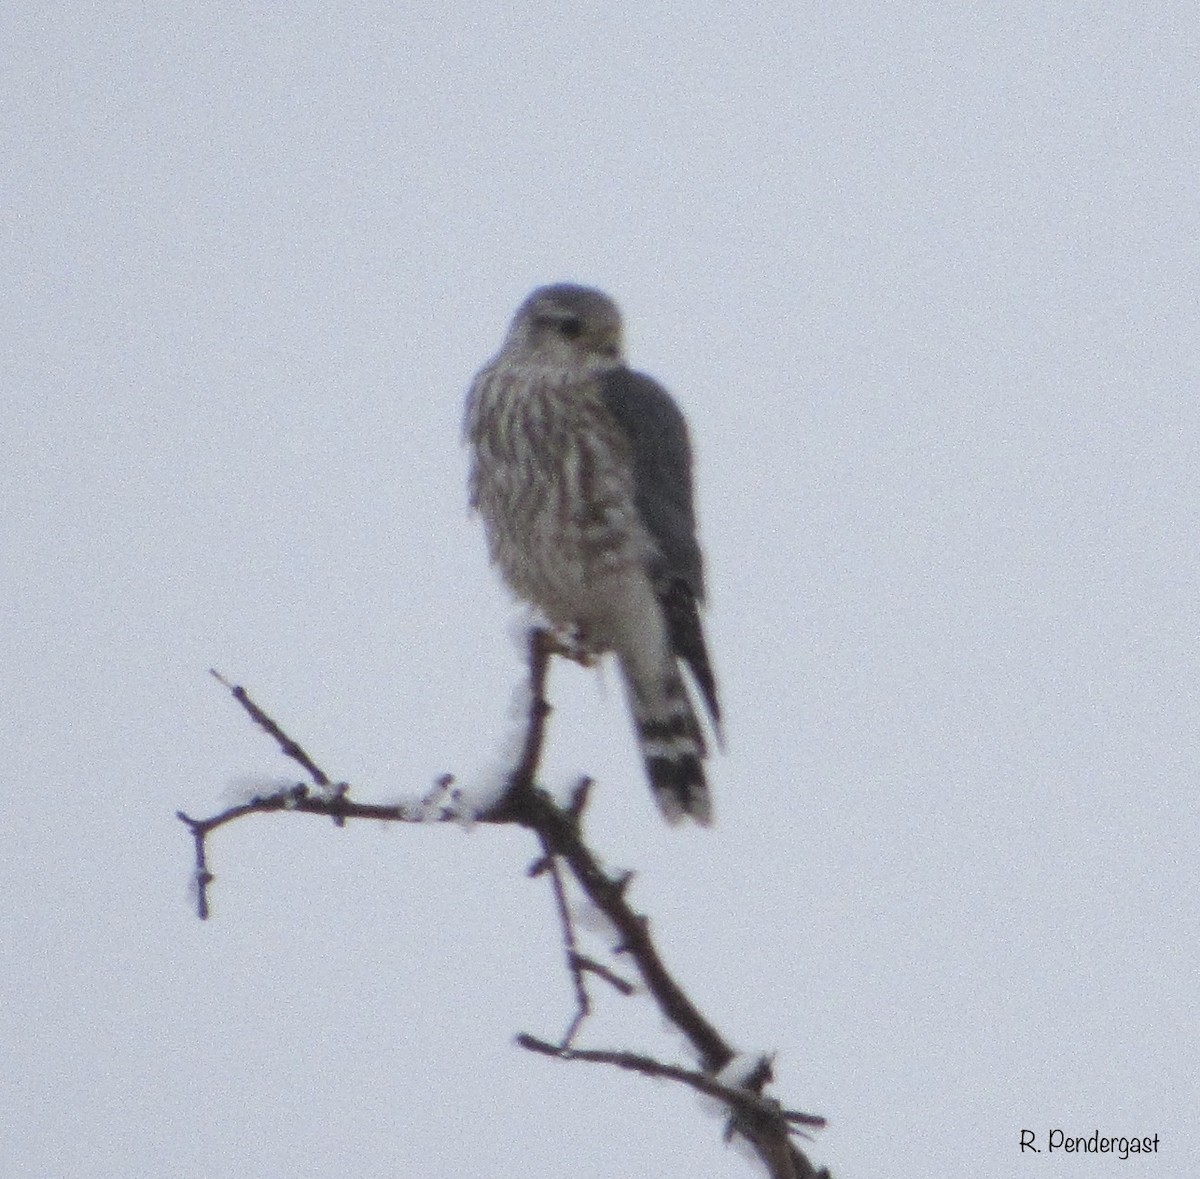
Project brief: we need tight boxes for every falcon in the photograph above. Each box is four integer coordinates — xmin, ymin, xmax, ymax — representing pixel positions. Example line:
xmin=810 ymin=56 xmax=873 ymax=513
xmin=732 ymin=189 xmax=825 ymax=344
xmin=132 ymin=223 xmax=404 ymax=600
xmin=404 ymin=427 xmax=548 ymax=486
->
xmin=465 ymin=284 xmax=720 ymax=824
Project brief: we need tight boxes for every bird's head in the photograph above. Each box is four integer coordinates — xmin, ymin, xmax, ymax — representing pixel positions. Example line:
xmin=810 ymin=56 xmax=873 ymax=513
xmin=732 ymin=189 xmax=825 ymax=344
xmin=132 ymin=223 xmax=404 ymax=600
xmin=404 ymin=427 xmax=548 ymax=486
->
xmin=505 ymin=283 xmax=625 ymax=373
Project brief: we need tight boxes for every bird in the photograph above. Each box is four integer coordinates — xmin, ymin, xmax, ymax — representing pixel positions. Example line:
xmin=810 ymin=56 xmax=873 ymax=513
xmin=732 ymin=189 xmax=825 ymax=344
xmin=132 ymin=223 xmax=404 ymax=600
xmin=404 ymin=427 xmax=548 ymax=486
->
xmin=464 ymin=283 xmax=721 ymax=824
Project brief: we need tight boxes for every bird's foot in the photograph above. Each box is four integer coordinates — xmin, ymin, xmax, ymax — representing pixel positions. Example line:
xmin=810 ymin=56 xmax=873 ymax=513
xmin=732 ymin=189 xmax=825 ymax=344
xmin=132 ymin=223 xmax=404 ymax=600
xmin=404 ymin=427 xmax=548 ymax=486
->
xmin=548 ymin=624 xmax=596 ymax=668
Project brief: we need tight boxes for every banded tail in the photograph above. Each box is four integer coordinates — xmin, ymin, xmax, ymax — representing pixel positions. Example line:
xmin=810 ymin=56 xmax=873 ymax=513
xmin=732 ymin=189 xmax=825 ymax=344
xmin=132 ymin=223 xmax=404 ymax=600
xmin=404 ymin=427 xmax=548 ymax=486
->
xmin=658 ymin=577 xmax=723 ymax=746
xmin=621 ymin=657 xmax=712 ymax=825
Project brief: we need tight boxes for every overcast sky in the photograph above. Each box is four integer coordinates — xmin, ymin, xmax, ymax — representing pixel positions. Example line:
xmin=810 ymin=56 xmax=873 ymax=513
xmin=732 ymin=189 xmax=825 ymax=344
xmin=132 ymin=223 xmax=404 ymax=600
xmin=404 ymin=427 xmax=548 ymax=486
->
xmin=3 ymin=3 xmax=1197 ymax=1176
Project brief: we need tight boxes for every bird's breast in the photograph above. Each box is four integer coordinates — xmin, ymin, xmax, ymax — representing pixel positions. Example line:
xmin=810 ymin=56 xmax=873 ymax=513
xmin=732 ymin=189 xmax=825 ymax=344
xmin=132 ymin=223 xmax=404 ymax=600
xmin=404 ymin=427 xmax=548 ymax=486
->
xmin=467 ymin=368 xmax=656 ymax=628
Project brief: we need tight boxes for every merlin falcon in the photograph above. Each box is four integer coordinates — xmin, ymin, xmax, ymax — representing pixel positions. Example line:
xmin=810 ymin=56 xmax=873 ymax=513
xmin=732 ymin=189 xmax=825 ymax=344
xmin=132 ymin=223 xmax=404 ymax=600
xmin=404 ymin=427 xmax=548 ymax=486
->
xmin=464 ymin=283 xmax=721 ymax=824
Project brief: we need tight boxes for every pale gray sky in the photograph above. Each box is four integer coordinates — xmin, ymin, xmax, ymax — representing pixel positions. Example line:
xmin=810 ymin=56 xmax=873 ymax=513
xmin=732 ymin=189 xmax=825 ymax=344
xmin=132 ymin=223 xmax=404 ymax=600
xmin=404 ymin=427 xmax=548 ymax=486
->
xmin=3 ymin=3 xmax=1197 ymax=1176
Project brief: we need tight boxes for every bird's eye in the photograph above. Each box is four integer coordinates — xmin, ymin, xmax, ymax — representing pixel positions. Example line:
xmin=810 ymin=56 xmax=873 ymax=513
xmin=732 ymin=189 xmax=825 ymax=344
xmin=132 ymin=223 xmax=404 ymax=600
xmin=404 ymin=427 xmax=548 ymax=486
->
xmin=558 ymin=317 xmax=584 ymax=340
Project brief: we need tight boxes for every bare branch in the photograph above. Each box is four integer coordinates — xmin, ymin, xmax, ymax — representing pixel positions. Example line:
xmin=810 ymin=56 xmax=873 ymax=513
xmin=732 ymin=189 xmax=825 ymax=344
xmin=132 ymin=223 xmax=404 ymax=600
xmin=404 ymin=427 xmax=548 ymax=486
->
xmin=537 ymin=832 xmax=591 ymax=1048
xmin=515 ymin=1035 xmax=829 ymax=1179
xmin=572 ymin=954 xmax=635 ymax=996
xmin=185 ymin=629 xmax=830 ymax=1177
xmin=209 ymin=670 xmax=334 ymax=790
xmin=499 ymin=781 xmax=733 ymax=1072
xmin=499 ymin=627 xmax=556 ymax=794
xmin=177 ymin=810 xmax=214 ymax=921
xmin=515 ymin=1034 xmax=825 ymax=1130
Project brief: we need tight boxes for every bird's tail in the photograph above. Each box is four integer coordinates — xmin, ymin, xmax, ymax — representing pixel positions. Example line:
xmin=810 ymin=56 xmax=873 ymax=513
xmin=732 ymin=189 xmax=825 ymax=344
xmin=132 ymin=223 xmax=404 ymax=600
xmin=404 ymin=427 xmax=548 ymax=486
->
xmin=619 ymin=657 xmax=711 ymax=826
xmin=659 ymin=578 xmax=723 ymax=747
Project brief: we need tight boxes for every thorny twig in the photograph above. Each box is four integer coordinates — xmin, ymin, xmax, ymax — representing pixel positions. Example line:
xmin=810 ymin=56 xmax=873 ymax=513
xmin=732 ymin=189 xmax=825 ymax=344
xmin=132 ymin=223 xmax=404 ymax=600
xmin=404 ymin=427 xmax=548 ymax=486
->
xmin=182 ymin=629 xmax=829 ymax=1179
xmin=207 ymin=669 xmax=335 ymax=791
xmin=537 ymin=830 xmax=592 ymax=1048
xmin=516 ymin=1035 xmax=826 ymax=1132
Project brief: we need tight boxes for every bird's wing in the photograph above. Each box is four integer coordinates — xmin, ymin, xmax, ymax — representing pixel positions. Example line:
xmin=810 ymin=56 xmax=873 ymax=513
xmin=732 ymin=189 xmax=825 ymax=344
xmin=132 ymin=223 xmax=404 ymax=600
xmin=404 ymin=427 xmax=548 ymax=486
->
xmin=599 ymin=368 xmax=721 ymax=737
xmin=598 ymin=367 xmax=703 ymax=598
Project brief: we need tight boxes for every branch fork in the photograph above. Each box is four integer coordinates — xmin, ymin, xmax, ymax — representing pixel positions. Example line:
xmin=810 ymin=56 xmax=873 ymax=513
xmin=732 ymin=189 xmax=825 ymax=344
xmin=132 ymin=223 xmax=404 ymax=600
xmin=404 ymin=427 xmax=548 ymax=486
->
xmin=181 ymin=629 xmax=829 ymax=1179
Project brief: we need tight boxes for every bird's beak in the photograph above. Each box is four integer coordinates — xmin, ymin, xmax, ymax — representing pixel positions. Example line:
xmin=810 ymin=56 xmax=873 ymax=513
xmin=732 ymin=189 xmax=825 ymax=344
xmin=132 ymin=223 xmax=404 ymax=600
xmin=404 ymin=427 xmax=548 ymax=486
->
xmin=597 ymin=328 xmax=622 ymax=359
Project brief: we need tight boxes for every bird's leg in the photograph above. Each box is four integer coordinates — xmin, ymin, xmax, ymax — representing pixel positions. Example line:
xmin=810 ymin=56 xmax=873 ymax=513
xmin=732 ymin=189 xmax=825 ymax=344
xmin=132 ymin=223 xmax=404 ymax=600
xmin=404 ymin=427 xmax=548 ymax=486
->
xmin=550 ymin=623 xmax=596 ymax=668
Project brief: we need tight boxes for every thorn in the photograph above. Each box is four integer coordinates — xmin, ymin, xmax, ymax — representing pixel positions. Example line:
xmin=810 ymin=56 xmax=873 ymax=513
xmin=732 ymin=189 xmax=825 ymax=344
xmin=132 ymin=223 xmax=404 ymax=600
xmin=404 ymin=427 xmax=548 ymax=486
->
xmin=567 ymin=776 xmax=593 ymax=820
xmin=744 ymin=1054 xmax=776 ymax=1092
xmin=330 ymin=781 xmax=349 ymax=827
